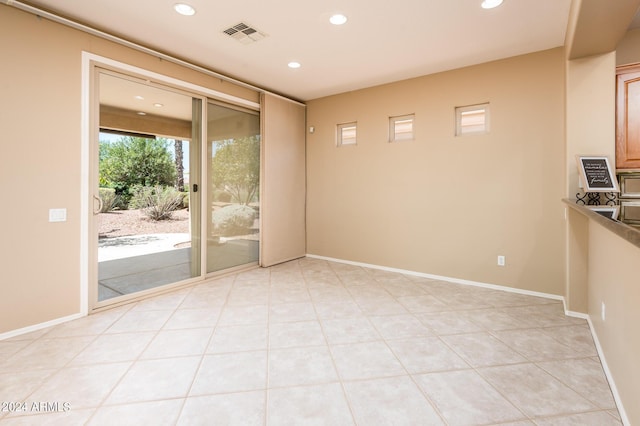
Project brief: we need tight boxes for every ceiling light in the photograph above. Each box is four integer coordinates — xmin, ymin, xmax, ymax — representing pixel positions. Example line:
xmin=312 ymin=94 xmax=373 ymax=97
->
xmin=153 ymin=103 xmax=164 ymax=108
xmin=329 ymin=14 xmax=348 ymax=25
xmin=481 ymin=0 xmax=503 ymax=9
xmin=174 ymin=3 xmax=196 ymax=16
xmin=137 ymin=112 xmax=147 ymax=116
xmin=288 ymin=62 xmax=301 ymax=69
xmin=134 ymin=95 xmax=144 ymax=100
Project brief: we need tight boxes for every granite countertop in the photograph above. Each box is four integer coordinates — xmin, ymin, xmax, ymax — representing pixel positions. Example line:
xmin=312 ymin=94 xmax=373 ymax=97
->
xmin=563 ymin=199 xmax=640 ymax=250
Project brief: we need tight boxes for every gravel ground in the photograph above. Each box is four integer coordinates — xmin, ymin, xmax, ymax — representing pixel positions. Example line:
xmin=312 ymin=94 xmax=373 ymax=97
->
xmin=98 ymin=208 xmax=190 ymax=238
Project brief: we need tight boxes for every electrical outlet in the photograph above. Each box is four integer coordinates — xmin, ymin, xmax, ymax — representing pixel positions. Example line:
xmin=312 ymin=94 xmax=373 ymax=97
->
xmin=497 ymin=255 xmax=505 ymax=266
xmin=601 ymin=302 xmax=606 ymax=322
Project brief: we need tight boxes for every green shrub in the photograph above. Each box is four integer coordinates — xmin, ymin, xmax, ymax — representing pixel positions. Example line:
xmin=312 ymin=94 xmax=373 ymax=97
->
xmin=211 ymin=204 xmax=256 ymax=236
xmin=181 ymin=192 xmax=190 ymax=209
xmin=213 ymin=189 xmax=232 ymax=203
xmin=130 ymin=185 xmax=183 ymax=221
xmin=98 ymin=188 xmax=120 ymax=212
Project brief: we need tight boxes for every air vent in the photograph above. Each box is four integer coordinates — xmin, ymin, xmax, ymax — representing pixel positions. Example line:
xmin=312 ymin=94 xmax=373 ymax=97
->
xmin=223 ymin=22 xmax=266 ymax=44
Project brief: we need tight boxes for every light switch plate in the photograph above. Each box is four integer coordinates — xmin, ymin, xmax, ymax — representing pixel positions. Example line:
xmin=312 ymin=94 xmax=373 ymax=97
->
xmin=49 ymin=208 xmax=67 ymax=222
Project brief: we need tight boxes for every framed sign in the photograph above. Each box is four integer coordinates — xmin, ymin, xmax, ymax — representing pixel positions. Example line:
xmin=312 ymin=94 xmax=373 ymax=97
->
xmin=576 ymin=156 xmax=619 ymax=192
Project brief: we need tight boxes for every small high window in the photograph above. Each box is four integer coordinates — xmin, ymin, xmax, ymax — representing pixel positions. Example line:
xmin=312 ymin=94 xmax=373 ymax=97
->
xmin=456 ymin=103 xmax=490 ymax=136
xmin=337 ymin=122 xmax=357 ymax=146
xmin=389 ymin=114 xmax=414 ymax=142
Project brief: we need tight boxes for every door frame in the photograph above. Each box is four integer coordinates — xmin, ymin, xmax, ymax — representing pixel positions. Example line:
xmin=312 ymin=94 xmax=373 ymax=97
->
xmin=81 ymin=52 xmax=261 ymax=313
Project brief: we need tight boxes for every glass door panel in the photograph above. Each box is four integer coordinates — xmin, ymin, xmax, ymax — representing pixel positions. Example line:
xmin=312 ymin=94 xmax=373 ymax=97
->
xmin=96 ymin=71 xmax=201 ymax=302
xmin=206 ymin=102 xmax=260 ymax=273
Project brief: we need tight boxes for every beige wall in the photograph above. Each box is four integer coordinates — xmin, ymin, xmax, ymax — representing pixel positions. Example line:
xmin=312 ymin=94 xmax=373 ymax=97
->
xmin=307 ymin=48 xmax=566 ymax=295
xmin=0 ymin=5 xmax=259 ymax=334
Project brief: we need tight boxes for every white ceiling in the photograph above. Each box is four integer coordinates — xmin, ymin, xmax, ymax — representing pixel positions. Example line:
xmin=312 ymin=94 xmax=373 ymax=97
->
xmin=24 ymin=0 xmax=572 ymax=101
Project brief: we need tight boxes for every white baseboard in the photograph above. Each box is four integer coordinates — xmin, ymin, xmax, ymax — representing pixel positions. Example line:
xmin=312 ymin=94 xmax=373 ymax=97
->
xmin=585 ymin=317 xmax=630 ymax=426
xmin=306 ymin=254 xmax=564 ymax=302
xmin=0 ymin=312 xmax=84 ymax=341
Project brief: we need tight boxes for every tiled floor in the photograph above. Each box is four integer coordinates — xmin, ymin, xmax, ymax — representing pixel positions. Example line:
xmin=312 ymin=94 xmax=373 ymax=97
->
xmin=0 ymin=258 xmax=622 ymax=425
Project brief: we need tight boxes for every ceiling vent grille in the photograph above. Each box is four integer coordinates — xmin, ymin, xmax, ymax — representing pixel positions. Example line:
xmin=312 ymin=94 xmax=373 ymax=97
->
xmin=223 ymin=22 xmax=266 ymax=44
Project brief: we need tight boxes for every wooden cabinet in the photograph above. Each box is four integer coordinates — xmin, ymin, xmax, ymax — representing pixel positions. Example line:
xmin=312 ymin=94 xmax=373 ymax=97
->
xmin=616 ymin=64 xmax=640 ymax=169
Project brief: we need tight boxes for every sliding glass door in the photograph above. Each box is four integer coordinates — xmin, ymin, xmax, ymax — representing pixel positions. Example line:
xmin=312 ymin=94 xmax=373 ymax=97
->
xmin=94 ymin=70 xmax=202 ymax=304
xmin=206 ymin=102 xmax=260 ymax=273
xmin=90 ymin=66 xmax=260 ymax=309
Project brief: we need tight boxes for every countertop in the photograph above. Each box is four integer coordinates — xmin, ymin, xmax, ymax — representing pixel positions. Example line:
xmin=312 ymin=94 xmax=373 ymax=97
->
xmin=563 ymin=199 xmax=640 ymax=250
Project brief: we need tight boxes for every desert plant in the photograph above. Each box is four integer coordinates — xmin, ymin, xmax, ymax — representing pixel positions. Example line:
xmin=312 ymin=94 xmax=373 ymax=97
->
xmin=98 ymin=188 xmax=120 ymax=212
xmin=211 ymin=204 xmax=256 ymax=236
xmin=130 ymin=185 xmax=183 ymax=221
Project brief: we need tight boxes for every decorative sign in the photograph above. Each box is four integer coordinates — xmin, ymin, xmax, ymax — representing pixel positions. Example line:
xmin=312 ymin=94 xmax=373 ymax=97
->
xmin=576 ymin=156 xmax=619 ymax=192
xmin=588 ymin=206 xmax=620 ymax=221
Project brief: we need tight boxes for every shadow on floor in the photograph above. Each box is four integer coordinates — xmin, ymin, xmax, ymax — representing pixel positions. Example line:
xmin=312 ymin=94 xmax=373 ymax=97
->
xmin=98 ymin=239 xmax=259 ymax=301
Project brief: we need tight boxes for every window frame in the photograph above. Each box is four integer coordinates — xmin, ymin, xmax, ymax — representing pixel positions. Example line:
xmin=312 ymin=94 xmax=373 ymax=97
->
xmin=389 ymin=114 xmax=415 ymax=143
xmin=337 ymin=121 xmax=357 ymax=147
xmin=455 ymin=103 xmax=490 ymax=136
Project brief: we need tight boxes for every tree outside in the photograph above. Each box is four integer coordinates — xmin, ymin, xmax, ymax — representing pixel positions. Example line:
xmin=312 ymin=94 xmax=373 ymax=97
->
xmin=211 ymin=136 xmax=260 ymax=205
xmin=100 ymin=136 xmax=176 ymax=200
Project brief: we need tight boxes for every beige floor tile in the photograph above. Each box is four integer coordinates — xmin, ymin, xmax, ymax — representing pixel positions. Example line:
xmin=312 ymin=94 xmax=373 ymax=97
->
xmin=414 ymin=369 xmax=526 ymax=425
xmin=491 ymin=328 xmax=578 ymax=361
xmin=534 ymin=411 xmax=622 ymax=425
xmin=140 ymin=328 xmax=213 ymax=359
xmin=27 ymin=363 xmax=131 ymax=409
xmin=313 ymin=301 xmax=362 ymax=319
xmin=269 ymin=288 xmax=311 ymax=304
xmin=106 ymin=356 xmax=200 ymax=404
xmin=378 ymin=280 xmax=429 ymax=297
xmin=267 ymin=383 xmax=354 ymax=426
xmin=369 ymin=314 xmax=433 ymax=340
xmin=356 ymin=297 xmax=410 ymax=316
xmin=268 ymin=346 xmax=338 ymax=388
xmin=268 ymin=321 xmax=326 ymax=348
xmin=162 ymin=308 xmax=221 ymax=329
xmin=464 ymin=308 xmax=532 ymax=331
xmin=343 ymin=376 xmax=444 ymax=425
xmin=226 ymin=288 xmax=270 ymax=306
xmin=416 ymin=311 xmax=485 ymax=335
xmin=269 ymin=302 xmax=317 ymax=323
xmin=105 ymin=310 xmax=174 ymax=333
xmin=130 ymin=290 xmax=188 ymax=311
xmin=207 ymin=324 xmax=268 ymax=353
xmin=190 ymin=351 xmax=267 ymax=395
xmin=440 ymin=332 xmax=527 ymax=367
xmin=320 ymin=316 xmax=381 ymax=345
xmin=1 ymin=408 xmax=95 ymax=425
xmin=0 ymin=340 xmax=32 ymax=359
xmin=178 ymin=391 xmax=265 ymax=426
xmin=0 ymin=336 xmax=94 ymax=373
xmin=308 ymin=286 xmax=353 ymax=302
xmin=536 ymin=358 xmax=617 ymax=409
xmin=387 ymin=336 xmax=469 ymax=374
xmin=217 ymin=305 xmax=268 ymax=326
xmin=44 ymin=312 xmax=123 ymax=338
xmin=70 ymin=332 xmax=155 ymax=366
xmin=396 ymin=294 xmax=450 ymax=313
xmin=0 ymin=370 xmax=56 ymax=402
xmin=540 ymin=325 xmax=598 ymax=357
xmin=330 ymin=341 xmax=406 ymax=380
xmin=88 ymin=399 xmax=183 ymax=426
xmin=479 ymin=363 xmax=595 ymax=417
xmin=179 ymin=291 xmax=227 ymax=309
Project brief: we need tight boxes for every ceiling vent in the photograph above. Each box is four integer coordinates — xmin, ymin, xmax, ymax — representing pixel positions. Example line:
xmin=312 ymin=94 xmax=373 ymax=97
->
xmin=223 ymin=22 xmax=266 ymax=44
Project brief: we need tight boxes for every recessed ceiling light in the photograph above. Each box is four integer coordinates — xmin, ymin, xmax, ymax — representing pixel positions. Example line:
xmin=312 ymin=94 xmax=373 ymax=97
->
xmin=288 ymin=62 xmax=301 ymax=69
xmin=137 ymin=112 xmax=147 ymax=116
xmin=153 ymin=103 xmax=164 ymax=108
xmin=329 ymin=14 xmax=348 ymax=25
xmin=174 ymin=3 xmax=196 ymax=16
xmin=135 ymin=95 xmax=144 ymax=100
xmin=481 ymin=0 xmax=503 ymax=9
